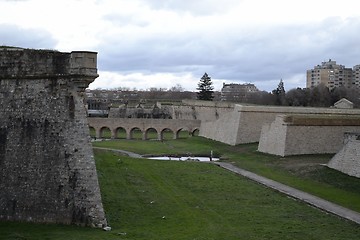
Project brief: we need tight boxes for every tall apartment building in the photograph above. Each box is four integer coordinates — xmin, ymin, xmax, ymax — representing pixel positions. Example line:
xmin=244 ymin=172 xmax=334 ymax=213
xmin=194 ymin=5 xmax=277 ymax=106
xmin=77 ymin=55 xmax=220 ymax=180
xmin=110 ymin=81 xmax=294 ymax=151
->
xmin=306 ymin=59 xmax=355 ymax=90
xmin=221 ymin=83 xmax=259 ymax=102
xmin=352 ymin=64 xmax=360 ymax=89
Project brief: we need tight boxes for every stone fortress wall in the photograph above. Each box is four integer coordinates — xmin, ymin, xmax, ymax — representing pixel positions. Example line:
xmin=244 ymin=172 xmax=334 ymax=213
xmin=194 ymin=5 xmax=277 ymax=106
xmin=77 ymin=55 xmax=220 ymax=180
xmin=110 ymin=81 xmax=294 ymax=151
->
xmin=199 ymin=104 xmax=360 ymax=146
xmin=328 ymin=133 xmax=360 ymax=178
xmin=0 ymin=48 xmax=107 ymax=227
xmin=96 ymin=97 xmax=360 ymax=177
xmin=257 ymin=114 xmax=360 ymax=156
xmin=108 ymin=102 xmax=172 ymax=119
xmin=108 ymin=99 xmax=234 ymax=121
xmin=168 ymin=100 xmax=235 ymax=121
xmin=197 ymin=102 xmax=360 ymax=176
xmin=99 ymin=100 xmax=232 ymax=141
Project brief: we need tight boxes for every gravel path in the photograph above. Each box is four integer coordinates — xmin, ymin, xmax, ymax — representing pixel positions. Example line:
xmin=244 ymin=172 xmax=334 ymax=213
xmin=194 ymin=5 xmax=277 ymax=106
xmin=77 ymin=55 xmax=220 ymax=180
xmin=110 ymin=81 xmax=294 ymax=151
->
xmin=93 ymin=147 xmax=143 ymax=158
xmin=214 ymin=161 xmax=360 ymax=225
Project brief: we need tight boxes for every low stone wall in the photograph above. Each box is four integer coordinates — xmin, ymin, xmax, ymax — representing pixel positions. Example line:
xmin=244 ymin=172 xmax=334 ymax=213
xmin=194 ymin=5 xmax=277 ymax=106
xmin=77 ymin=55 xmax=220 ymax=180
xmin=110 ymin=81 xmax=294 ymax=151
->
xmin=258 ymin=115 xmax=360 ymax=156
xmin=328 ymin=133 xmax=360 ymax=178
xmin=200 ymin=105 xmax=360 ymax=145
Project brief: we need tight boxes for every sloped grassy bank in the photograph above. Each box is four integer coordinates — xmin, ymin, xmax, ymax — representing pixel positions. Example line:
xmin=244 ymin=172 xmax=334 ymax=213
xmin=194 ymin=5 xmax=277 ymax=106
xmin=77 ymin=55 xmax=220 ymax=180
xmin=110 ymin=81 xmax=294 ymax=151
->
xmin=93 ymin=137 xmax=360 ymax=213
xmin=1 ymin=137 xmax=360 ymax=239
xmin=95 ymin=150 xmax=360 ymax=239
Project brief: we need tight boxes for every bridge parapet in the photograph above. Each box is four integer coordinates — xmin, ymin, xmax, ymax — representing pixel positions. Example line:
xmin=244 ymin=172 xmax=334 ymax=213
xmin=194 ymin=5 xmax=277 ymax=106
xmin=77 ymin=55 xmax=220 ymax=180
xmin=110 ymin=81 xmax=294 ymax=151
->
xmin=88 ymin=118 xmax=201 ymax=140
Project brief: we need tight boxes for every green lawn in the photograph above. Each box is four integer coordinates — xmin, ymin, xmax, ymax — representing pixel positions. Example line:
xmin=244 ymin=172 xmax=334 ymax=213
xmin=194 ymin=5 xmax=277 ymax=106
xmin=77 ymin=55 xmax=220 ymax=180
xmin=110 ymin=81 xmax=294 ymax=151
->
xmin=1 ymin=137 xmax=360 ymax=239
xmin=92 ymin=137 xmax=360 ymax=213
xmin=96 ymin=151 xmax=360 ymax=239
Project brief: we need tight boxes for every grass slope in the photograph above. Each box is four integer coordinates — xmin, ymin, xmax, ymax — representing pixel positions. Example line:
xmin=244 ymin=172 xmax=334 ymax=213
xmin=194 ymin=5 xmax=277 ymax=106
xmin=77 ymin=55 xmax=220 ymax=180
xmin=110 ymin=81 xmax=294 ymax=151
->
xmin=1 ymin=137 xmax=360 ymax=239
xmin=93 ymin=137 xmax=360 ymax=213
xmin=97 ymin=150 xmax=360 ymax=239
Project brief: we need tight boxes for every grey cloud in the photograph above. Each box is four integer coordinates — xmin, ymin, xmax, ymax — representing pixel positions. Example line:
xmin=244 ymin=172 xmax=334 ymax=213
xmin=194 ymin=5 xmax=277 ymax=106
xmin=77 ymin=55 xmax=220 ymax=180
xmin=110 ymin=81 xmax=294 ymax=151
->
xmin=140 ymin=0 xmax=243 ymax=15
xmin=0 ymin=24 xmax=57 ymax=49
xmin=97 ymin=16 xmax=360 ymax=90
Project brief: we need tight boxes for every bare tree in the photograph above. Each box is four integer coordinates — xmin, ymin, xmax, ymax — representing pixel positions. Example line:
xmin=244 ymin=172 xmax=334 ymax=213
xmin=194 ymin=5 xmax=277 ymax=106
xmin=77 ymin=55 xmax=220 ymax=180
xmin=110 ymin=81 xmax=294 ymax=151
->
xmin=308 ymin=84 xmax=331 ymax=107
xmin=286 ymin=88 xmax=310 ymax=106
xmin=169 ymin=84 xmax=184 ymax=92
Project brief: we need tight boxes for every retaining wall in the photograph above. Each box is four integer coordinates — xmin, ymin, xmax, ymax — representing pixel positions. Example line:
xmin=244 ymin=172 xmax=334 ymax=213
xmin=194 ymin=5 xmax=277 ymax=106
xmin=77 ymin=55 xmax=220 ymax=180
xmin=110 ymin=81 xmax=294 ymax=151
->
xmin=108 ymin=100 xmax=234 ymax=121
xmin=171 ymin=100 xmax=234 ymax=121
xmin=200 ymin=105 xmax=360 ymax=145
xmin=258 ymin=115 xmax=360 ymax=156
xmin=328 ymin=133 xmax=360 ymax=178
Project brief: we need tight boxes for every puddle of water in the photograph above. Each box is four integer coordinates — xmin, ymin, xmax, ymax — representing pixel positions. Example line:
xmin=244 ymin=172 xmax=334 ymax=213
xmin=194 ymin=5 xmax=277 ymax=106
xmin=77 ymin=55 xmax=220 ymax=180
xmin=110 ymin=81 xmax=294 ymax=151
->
xmin=147 ymin=156 xmax=219 ymax=162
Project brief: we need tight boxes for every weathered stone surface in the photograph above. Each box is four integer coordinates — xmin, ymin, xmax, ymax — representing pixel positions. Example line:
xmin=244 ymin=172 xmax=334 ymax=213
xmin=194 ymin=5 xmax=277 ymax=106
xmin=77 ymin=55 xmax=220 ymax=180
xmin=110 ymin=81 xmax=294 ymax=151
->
xmin=169 ymin=100 xmax=234 ymax=121
xmin=328 ymin=133 xmax=360 ymax=178
xmin=258 ymin=114 xmax=360 ymax=156
xmin=0 ymin=48 xmax=107 ymax=227
xmin=88 ymin=117 xmax=201 ymax=140
xmin=108 ymin=99 xmax=234 ymax=121
xmin=200 ymin=105 xmax=360 ymax=145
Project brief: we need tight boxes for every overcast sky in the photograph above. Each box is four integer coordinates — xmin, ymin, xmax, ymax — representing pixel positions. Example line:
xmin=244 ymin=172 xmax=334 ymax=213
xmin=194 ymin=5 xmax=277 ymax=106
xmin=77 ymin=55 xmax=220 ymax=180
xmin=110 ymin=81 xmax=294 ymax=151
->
xmin=1 ymin=0 xmax=360 ymax=92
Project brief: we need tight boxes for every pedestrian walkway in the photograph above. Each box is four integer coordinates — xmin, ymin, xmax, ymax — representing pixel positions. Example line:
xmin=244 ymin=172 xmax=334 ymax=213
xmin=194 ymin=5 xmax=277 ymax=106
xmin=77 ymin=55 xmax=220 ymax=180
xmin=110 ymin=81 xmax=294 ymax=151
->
xmin=214 ymin=162 xmax=360 ymax=225
xmin=93 ymin=147 xmax=143 ymax=158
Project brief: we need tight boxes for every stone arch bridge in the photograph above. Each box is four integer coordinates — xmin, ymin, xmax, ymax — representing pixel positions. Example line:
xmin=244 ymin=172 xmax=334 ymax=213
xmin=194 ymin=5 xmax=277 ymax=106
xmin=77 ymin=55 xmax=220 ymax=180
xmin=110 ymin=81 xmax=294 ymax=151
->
xmin=88 ymin=118 xmax=201 ymax=140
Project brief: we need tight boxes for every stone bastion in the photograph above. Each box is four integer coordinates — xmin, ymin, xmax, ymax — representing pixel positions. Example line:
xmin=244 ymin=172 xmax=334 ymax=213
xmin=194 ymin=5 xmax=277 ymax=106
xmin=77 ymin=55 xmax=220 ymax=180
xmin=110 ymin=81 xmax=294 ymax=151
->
xmin=200 ymin=104 xmax=360 ymax=145
xmin=0 ymin=47 xmax=107 ymax=227
xmin=258 ymin=114 xmax=360 ymax=156
xmin=328 ymin=133 xmax=360 ymax=178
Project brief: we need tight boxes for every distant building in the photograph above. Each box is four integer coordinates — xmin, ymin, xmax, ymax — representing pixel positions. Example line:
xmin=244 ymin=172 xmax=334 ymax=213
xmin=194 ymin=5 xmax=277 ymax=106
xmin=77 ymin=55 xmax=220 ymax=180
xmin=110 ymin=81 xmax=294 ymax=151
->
xmin=352 ymin=64 xmax=360 ymax=90
xmin=334 ymin=98 xmax=354 ymax=109
xmin=221 ymin=83 xmax=259 ymax=102
xmin=306 ymin=59 xmax=356 ymax=90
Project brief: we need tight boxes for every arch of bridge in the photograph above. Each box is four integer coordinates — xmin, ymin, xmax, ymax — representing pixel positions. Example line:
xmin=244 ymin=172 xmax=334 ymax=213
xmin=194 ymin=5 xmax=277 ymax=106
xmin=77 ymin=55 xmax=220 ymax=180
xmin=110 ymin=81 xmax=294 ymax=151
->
xmin=88 ymin=118 xmax=200 ymax=140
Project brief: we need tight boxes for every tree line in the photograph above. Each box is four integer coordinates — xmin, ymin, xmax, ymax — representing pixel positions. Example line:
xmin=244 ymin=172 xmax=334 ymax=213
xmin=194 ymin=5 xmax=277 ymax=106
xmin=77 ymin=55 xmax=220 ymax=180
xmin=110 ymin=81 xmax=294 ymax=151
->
xmin=269 ymin=80 xmax=359 ymax=108
xmin=196 ymin=73 xmax=359 ymax=108
xmin=90 ymin=73 xmax=359 ymax=108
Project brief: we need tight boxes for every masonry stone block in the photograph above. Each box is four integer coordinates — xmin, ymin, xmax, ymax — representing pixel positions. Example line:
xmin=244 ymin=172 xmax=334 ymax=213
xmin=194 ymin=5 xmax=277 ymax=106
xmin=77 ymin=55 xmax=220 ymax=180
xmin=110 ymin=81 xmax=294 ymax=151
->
xmin=258 ymin=114 xmax=360 ymax=156
xmin=200 ymin=104 xmax=360 ymax=146
xmin=88 ymin=117 xmax=201 ymax=140
xmin=328 ymin=133 xmax=360 ymax=178
xmin=0 ymin=48 xmax=107 ymax=227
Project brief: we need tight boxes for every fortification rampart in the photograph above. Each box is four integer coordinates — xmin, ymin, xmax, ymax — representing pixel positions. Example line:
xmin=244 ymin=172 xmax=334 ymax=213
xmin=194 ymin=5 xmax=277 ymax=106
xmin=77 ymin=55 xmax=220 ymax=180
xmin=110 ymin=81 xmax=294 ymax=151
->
xmin=200 ymin=105 xmax=360 ymax=145
xmin=108 ymin=103 xmax=172 ymax=119
xmin=107 ymin=99 xmax=234 ymax=121
xmin=173 ymin=100 xmax=234 ymax=121
xmin=258 ymin=115 xmax=360 ymax=156
xmin=0 ymin=48 xmax=106 ymax=227
xmin=328 ymin=133 xmax=360 ymax=178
